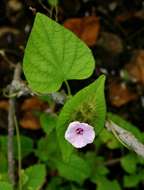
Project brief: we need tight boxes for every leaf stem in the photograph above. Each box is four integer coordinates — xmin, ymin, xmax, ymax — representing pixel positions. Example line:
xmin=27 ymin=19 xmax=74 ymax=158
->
xmin=64 ymin=81 xmax=72 ymax=97
xmin=14 ymin=115 xmax=22 ymax=190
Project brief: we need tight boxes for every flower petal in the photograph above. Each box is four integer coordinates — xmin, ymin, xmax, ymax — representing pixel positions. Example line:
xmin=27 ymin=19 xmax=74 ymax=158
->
xmin=64 ymin=121 xmax=95 ymax=148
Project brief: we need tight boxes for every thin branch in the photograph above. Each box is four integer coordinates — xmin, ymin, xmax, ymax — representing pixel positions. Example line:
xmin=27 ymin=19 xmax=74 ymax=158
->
xmin=105 ymin=120 xmax=144 ymax=158
xmin=8 ymin=98 xmax=15 ymax=186
xmin=8 ymin=63 xmax=22 ymax=186
xmin=14 ymin=115 xmax=22 ymax=190
xmin=104 ymin=158 xmax=120 ymax=166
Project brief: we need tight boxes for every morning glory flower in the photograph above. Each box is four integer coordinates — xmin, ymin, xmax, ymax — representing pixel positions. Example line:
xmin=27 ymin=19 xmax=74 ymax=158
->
xmin=64 ymin=121 xmax=95 ymax=148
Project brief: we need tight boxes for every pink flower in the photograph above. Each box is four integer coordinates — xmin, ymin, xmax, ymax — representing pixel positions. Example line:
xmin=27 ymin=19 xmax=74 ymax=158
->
xmin=64 ymin=121 xmax=95 ymax=148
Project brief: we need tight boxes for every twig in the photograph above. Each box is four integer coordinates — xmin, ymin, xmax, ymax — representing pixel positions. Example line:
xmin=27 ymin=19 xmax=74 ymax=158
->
xmin=8 ymin=98 xmax=15 ymax=186
xmin=0 ymin=50 xmax=15 ymax=68
xmin=8 ymin=63 xmax=21 ymax=186
xmin=104 ymin=158 xmax=120 ymax=166
xmin=14 ymin=115 xmax=22 ymax=190
xmin=105 ymin=120 xmax=144 ymax=158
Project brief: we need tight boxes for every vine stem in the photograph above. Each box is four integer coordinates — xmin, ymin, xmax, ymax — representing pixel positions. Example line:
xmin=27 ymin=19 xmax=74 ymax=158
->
xmin=8 ymin=63 xmax=21 ymax=187
xmin=14 ymin=115 xmax=22 ymax=190
xmin=64 ymin=81 xmax=72 ymax=97
xmin=8 ymin=98 xmax=15 ymax=186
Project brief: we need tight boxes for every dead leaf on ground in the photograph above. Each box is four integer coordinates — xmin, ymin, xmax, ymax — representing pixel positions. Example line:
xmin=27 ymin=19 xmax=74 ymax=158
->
xmin=63 ymin=16 xmax=100 ymax=46
xmin=0 ymin=100 xmax=9 ymax=111
xmin=21 ymin=96 xmax=48 ymax=111
xmin=20 ymin=111 xmax=40 ymax=130
xmin=97 ymin=32 xmax=123 ymax=54
xmin=8 ymin=0 xmax=23 ymax=12
xmin=109 ymin=80 xmax=137 ymax=107
xmin=20 ymin=96 xmax=49 ymax=130
xmin=125 ymin=50 xmax=144 ymax=84
xmin=116 ymin=12 xmax=135 ymax=22
xmin=116 ymin=10 xmax=144 ymax=22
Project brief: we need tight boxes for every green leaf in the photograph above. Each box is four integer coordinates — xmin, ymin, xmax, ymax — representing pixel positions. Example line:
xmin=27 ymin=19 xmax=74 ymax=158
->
xmin=48 ymin=0 xmax=58 ymax=6
xmin=120 ymin=153 xmax=138 ymax=174
xmin=55 ymin=154 xmax=91 ymax=184
xmin=99 ymin=128 xmax=121 ymax=149
xmin=57 ymin=75 xmax=106 ymax=161
xmin=23 ymin=12 xmax=95 ymax=93
xmin=124 ymin=174 xmax=141 ymax=188
xmin=40 ymin=113 xmax=57 ymax=135
xmin=0 ymin=136 xmax=33 ymax=159
xmin=94 ymin=177 xmax=121 ymax=190
xmin=21 ymin=164 xmax=46 ymax=190
xmin=0 ymin=173 xmax=9 ymax=182
xmin=35 ymin=131 xmax=60 ymax=163
xmin=0 ymin=182 xmax=13 ymax=190
xmin=0 ymin=154 xmax=8 ymax=173
xmin=46 ymin=177 xmax=62 ymax=190
xmin=84 ymin=153 xmax=109 ymax=180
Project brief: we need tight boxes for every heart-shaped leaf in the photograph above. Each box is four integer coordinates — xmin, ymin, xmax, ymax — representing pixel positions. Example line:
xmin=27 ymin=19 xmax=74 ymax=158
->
xmin=57 ymin=75 xmax=106 ymax=161
xmin=23 ymin=12 xmax=95 ymax=93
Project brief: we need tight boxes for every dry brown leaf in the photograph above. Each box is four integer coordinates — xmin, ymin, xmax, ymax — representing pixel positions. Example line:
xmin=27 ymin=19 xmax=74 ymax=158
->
xmin=8 ymin=0 xmax=22 ymax=12
xmin=125 ymin=50 xmax=144 ymax=84
xmin=116 ymin=10 xmax=144 ymax=22
xmin=63 ymin=16 xmax=100 ymax=46
xmin=97 ymin=32 xmax=123 ymax=54
xmin=20 ymin=96 xmax=49 ymax=130
xmin=20 ymin=111 xmax=40 ymax=130
xmin=21 ymin=96 xmax=48 ymax=111
xmin=109 ymin=81 xmax=137 ymax=107
xmin=0 ymin=100 xmax=9 ymax=111
xmin=116 ymin=12 xmax=135 ymax=22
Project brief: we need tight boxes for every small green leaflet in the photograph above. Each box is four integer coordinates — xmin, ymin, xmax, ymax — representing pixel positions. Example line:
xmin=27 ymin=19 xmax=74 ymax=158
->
xmin=0 ymin=135 xmax=33 ymax=159
xmin=120 ymin=153 xmax=138 ymax=174
xmin=40 ymin=113 xmax=57 ymax=135
xmin=57 ymin=75 xmax=106 ymax=161
xmin=0 ymin=182 xmax=13 ymax=190
xmin=23 ymin=12 xmax=95 ymax=93
xmin=55 ymin=154 xmax=91 ymax=184
xmin=21 ymin=164 xmax=46 ymax=190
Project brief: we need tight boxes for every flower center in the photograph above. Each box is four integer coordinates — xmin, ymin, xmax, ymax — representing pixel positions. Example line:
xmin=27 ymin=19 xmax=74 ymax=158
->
xmin=75 ymin=128 xmax=84 ymax=135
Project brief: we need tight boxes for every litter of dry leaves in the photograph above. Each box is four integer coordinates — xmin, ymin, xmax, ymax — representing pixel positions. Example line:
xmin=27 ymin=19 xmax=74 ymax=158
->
xmin=20 ymin=96 xmax=48 ymax=130
xmin=108 ymin=80 xmax=138 ymax=107
xmin=63 ymin=16 xmax=100 ymax=46
xmin=124 ymin=50 xmax=144 ymax=84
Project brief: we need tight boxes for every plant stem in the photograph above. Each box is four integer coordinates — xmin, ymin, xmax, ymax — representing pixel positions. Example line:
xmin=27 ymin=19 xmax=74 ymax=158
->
xmin=55 ymin=6 xmax=58 ymax=21
xmin=104 ymin=158 xmax=120 ymax=166
xmin=8 ymin=98 xmax=15 ymax=186
xmin=64 ymin=81 xmax=71 ymax=96
xmin=7 ymin=63 xmax=22 ymax=187
xmin=14 ymin=115 xmax=22 ymax=190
